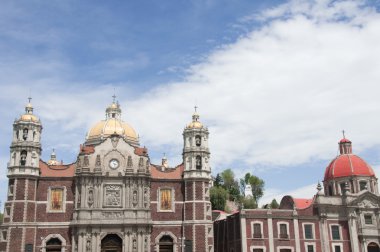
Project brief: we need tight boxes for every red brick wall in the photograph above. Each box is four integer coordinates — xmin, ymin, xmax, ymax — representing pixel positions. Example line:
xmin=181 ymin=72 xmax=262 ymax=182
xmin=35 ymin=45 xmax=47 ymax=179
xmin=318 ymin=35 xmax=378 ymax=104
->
xmin=195 ymin=225 xmax=206 ymax=252
xmin=27 ymin=179 xmax=36 ymax=200
xmin=15 ymin=178 xmax=26 ymax=200
xmin=195 ymin=182 xmax=203 ymax=200
xmin=9 ymin=227 xmax=22 ymax=251
xmin=186 ymin=181 xmax=194 ymax=201
xmin=12 ymin=202 xmax=24 ymax=222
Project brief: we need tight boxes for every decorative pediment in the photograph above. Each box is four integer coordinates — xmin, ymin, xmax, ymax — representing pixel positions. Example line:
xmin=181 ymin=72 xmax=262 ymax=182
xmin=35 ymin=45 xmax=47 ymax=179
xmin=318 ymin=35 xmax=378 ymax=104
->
xmin=348 ymin=191 xmax=380 ymax=208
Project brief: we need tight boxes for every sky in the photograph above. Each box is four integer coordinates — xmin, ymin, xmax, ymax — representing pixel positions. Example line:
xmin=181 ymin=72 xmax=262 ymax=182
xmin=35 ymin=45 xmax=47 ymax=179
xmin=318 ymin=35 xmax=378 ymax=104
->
xmin=1 ymin=0 xmax=380 ymax=206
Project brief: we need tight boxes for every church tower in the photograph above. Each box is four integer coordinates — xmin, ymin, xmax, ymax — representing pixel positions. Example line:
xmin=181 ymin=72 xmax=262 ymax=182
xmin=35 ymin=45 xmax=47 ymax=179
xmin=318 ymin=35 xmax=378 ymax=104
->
xmin=183 ymin=108 xmax=213 ymax=252
xmin=3 ymin=98 xmax=42 ymax=251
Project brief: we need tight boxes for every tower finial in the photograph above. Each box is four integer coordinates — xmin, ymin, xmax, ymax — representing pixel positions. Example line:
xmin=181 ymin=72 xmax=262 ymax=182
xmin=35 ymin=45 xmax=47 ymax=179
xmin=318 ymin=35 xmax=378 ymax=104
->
xmin=28 ymin=96 xmax=32 ymax=104
xmin=194 ymin=105 xmax=198 ymax=113
xmin=112 ymin=92 xmax=116 ymax=103
xmin=342 ymin=130 xmax=346 ymax=139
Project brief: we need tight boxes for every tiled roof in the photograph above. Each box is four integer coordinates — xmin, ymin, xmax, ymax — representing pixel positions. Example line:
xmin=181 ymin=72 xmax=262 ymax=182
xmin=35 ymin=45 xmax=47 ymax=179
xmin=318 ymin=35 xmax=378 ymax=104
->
xmin=150 ymin=164 xmax=184 ymax=179
xmin=324 ymin=154 xmax=375 ymax=181
xmin=134 ymin=146 xmax=148 ymax=156
xmin=293 ymin=198 xmax=313 ymax=209
xmin=80 ymin=144 xmax=95 ymax=154
xmin=39 ymin=160 xmax=75 ymax=177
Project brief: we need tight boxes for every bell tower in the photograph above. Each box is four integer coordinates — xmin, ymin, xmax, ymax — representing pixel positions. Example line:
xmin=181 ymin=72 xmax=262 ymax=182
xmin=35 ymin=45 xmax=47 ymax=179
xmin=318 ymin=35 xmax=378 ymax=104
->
xmin=2 ymin=98 xmax=42 ymax=251
xmin=182 ymin=108 xmax=213 ymax=252
xmin=8 ymin=97 xmax=42 ymax=176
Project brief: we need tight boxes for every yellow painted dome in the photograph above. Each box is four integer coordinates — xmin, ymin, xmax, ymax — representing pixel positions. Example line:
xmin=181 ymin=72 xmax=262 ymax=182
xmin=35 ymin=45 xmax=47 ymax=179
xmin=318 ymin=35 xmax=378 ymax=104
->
xmin=19 ymin=101 xmax=39 ymax=122
xmin=86 ymin=101 xmax=138 ymax=143
xmin=87 ymin=118 xmax=138 ymax=140
xmin=187 ymin=111 xmax=203 ymax=129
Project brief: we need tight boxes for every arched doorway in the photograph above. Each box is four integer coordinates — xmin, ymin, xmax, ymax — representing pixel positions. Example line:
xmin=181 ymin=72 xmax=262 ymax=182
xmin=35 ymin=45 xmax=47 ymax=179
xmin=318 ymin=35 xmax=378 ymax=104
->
xmin=46 ymin=238 xmax=62 ymax=252
xmin=101 ymin=234 xmax=122 ymax=252
xmin=159 ymin=235 xmax=173 ymax=252
xmin=368 ymin=243 xmax=380 ymax=252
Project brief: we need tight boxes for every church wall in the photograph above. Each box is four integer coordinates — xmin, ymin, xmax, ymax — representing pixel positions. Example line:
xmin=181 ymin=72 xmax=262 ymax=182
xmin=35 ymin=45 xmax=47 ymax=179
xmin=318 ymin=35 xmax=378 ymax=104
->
xmin=36 ymin=227 xmax=72 ymax=251
xmin=15 ymin=178 xmax=26 ymax=200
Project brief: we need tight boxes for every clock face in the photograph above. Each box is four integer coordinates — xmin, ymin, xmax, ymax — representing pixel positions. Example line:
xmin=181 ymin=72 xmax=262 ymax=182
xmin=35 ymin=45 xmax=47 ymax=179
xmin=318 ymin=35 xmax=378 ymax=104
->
xmin=109 ymin=159 xmax=119 ymax=169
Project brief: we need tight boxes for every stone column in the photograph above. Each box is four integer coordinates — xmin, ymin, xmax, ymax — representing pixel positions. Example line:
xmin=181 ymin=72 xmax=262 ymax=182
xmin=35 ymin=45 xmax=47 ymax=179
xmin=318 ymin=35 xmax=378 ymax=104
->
xmin=267 ymin=211 xmax=274 ymax=252
xmin=240 ymin=210 xmax=247 ymax=252
xmin=348 ymin=212 xmax=360 ymax=252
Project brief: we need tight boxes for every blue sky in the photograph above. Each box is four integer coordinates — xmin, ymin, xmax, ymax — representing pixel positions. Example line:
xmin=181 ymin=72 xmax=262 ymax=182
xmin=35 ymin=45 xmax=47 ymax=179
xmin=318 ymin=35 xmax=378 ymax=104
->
xmin=1 ymin=0 xmax=380 ymax=206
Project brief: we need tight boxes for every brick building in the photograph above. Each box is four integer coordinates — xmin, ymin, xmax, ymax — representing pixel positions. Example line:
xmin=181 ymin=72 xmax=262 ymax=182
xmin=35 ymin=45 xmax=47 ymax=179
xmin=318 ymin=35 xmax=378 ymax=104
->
xmin=214 ymin=137 xmax=380 ymax=252
xmin=0 ymin=99 xmax=214 ymax=252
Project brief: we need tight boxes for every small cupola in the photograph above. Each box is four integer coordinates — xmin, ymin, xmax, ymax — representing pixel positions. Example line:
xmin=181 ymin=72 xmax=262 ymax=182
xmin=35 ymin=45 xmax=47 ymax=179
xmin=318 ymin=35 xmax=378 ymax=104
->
xmin=339 ymin=131 xmax=352 ymax=154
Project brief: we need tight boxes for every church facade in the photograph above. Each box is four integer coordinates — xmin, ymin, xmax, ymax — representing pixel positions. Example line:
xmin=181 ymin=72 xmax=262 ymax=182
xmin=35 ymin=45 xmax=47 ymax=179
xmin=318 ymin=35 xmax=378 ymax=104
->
xmin=214 ymin=137 xmax=380 ymax=252
xmin=0 ymin=99 xmax=214 ymax=252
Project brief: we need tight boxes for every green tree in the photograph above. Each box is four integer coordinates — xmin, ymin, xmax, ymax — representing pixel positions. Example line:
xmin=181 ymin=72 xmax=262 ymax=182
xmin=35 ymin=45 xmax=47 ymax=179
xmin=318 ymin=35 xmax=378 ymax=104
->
xmin=214 ymin=173 xmax=223 ymax=187
xmin=244 ymin=173 xmax=265 ymax=203
xmin=210 ymin=186 xmax=228 ymax=210
xmin=242 ymin=197 xmax=257 ymax=209
xmin=270 ymin=199 xmax=279 ymax=209
xmin=220 ymin=169 xmax=235 ymax=191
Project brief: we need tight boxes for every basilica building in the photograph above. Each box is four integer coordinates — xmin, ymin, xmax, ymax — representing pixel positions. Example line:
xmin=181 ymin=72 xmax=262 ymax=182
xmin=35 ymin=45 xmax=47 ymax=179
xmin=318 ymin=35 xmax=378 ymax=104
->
xmin=214 ymin=137 xmax=380 ymax=252
xmin=0 ymin=99 xmax=214 ymax=252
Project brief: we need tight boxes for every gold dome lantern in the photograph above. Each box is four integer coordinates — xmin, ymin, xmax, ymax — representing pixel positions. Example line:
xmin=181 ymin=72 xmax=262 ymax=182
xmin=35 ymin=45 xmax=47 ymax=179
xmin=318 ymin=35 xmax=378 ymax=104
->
xmin=19 ymin=99 xmax=39 ymax=122
xmin=86 ymin=100 xmax=139 ymax=145
xmin=186 ymin=108 xmax=203 ymax=129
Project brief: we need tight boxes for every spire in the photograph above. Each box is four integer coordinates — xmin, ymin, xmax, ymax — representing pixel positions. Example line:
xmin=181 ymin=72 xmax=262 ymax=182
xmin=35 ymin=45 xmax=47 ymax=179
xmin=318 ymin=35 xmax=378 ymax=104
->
xmin=47 ymin=148 xmax=59 ymax=165
xmin=339 ymin=130 xmax=352 ymax=155
xmin=25 ymin=96 xmax=33 ymax=114
xmin=186 ymin=106 xmax=203 ymax=129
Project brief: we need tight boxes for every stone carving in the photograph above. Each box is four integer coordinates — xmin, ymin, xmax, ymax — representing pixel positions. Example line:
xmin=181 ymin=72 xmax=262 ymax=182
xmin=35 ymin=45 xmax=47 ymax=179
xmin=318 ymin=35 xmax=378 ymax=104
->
xmin=133 ymin=190 xmax=138 ymax=207
xmin=105 ymin=185 xmax=122 ymax=206
xmin=127 ymin=156 xmax=133 ymax=167
xmin=22 ymin=128 xmax=28 ymax=141
xmin=133 ymin=238 xmax=137 ymax=251
xmin=144 ymin=188 xmax=149 ymax=208
xmin=83 ymin=156 xmax=89 ymax=167
xmin=20 ymin=150 xmax=27 ymax=166
xmin=95 ymin=155 xmax=101 ymax=167
xmin=139 ymin=157 xmax=144 ymax=168
xmin=111 ymin=135 xmax=119 ymax=148
xmin=31 ymin=152 xmax=37 ymax=166
xmin=144 ymin=236 xmax=148 ymax=250
xmin=146 ymin=160 xmax=150 ymax=172
xmin=86 ymin=237 xmax=91 ymax=252
xmin=359 ymin=199 xmax=379 ymax=208
xmin=77 ymin=188 xmax=81 ymax=208
xmin=77 ymin=157 xmax=81 ymax=167
xmin=102 ymin=211 xmax=123 ymax=218
xmin=88 ymin=188 xmax=94 ymax=208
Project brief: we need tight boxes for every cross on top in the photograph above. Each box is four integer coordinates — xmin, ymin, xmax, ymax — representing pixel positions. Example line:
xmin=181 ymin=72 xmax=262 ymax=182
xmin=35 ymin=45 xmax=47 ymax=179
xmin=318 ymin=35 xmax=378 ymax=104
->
xmin=194 ymin=106 xmax=198 ymax=112
xmin=28 ymin=96 xmax=32 ymax=103
xmin=342 ymin=130 xmax=346 ymax=138
xmin=112 ymin=94 xmax=116 ymax=103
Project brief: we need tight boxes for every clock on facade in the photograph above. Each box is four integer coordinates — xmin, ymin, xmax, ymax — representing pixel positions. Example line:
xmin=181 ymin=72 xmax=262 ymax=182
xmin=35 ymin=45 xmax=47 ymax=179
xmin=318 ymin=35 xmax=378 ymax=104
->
xmin=109 ymin=159 xmax=119 ymax=169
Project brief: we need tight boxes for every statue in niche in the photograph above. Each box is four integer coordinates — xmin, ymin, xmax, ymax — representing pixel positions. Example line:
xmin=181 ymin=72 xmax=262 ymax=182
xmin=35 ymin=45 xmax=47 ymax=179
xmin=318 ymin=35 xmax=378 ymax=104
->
xmin=133 ymin=190 xmax=138 ymax=206
xmin=86 ymin=238 xmax=91 ymax=252
xmin=195 ymin=135 xmax=201 ymax=146
xmin=88 ymin=189 xmax=94 ymax=208
xmin=144 ymin=236 xmax=148 ymax=250
xmin=20 ymin=151 xmax=27 ymax=166
xmin=83 ymin=156 xmax=89 ymax=167
xmin=22 ymin=128 xmax=28 ymax=141
xmin=144 ymin=189 xmax=149 ymax=207
xmin=139 ymin=157 xmax=144 ymax=168
xmin=77 ymin=157 xmax=81 ymax=167
xmin=127 ymin=156 xmax=133 ymax=167
xmin=95 ymin=155 xmax=101 ymax=167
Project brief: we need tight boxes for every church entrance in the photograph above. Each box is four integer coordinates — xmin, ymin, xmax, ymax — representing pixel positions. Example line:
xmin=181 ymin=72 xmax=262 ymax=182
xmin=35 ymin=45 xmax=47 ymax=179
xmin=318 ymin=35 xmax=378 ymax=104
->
xmin=46 ymin=238 xmax=62 ymax=252
xmin=368 ymin=243 xmax=380 ymax=252
xmin=159 ymin=235 xmax=174 ymax=252
xmin=101 ymin=234 xmax=123 ymax=252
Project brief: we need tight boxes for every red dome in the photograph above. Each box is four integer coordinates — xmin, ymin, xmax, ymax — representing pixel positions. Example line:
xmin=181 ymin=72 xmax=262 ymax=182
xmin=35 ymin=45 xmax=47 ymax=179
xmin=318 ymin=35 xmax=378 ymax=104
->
xmin=324 ymin=154 xmax=375 ymax=181
xmin=339 ymin=138 xmax=351 ymax=143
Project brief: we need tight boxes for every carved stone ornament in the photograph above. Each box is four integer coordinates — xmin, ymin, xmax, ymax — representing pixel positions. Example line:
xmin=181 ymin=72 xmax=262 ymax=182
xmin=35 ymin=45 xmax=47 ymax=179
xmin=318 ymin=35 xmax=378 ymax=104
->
xmin=88 ymin=188 xmax=94 ymax=208
xmin=95 ymin=155 xmax=101 ymax=167
xmin=144 ymin=188 xmax=149 ymax=208
xmin=77 ymin=157 xmax=81 ymax=167
xmin=86 ymin=237 xmax=91 ymax=252
xmin=111 ymin=135 xmax=119 ymax=148
xmin=139 ymin=157 xmax=144 ymax=168
xmin=358 ymin=199 xmax=379 ymax=208
xmin=102 ymin=211 xmax=123 ymax=218
xmin=127 ymin=156 xmax=133 ymax=167
xmin=104 ymin=185 xmax=122 ymax=206
xmin=83 ymin=156 xmax=89 ymax=167
xmin=133 ymin=190 xmax=138 ymax=207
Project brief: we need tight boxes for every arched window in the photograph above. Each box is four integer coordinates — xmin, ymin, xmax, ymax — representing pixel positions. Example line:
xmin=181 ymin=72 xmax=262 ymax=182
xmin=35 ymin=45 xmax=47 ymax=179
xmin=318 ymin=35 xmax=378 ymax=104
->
xmin=20 ymin=150 xmax=27 ymax=166
xmin=22 ymin=128 xmax=28 ymax=141
xmin=196 ymin=155 xmax=202 ymax=169
xmin=195 ymin=135 xmax=201 ymax=146
xmin=46 ymin=237 xmax=62 ymax=252
xmin=159 ymin=235 xmax=173 ymax=252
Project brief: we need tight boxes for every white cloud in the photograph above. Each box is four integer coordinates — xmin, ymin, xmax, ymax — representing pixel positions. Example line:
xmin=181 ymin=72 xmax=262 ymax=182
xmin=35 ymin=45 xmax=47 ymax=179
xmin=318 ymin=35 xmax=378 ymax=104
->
xmin=126 ymin=0 xmax=380 ymax=172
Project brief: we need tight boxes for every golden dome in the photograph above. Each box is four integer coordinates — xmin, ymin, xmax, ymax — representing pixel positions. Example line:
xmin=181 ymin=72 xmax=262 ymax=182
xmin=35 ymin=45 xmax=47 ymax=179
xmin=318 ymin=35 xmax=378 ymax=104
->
xmin=20 ymin=114 xmax=39 ymax=122
xmin=87 ymin=118 xmax=138 ymax=140
xmin=186 ymin=110 xmax=203 ymax=129
xmin=19 ymin=100 xmax=39 ymax=122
